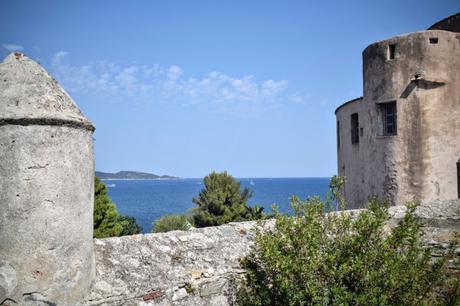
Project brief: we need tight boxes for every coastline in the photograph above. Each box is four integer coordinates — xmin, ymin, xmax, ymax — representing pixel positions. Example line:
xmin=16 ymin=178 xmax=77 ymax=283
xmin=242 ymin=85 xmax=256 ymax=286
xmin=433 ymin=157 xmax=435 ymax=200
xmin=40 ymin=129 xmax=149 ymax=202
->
xmin=100 ymin=178 xmax=181 ymax=181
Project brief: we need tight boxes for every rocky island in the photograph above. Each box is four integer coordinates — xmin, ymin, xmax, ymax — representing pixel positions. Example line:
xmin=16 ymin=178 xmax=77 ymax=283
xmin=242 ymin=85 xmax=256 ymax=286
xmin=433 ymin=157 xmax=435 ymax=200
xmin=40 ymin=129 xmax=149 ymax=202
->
xmin=96 ymin=171 xmax=179 ymax=180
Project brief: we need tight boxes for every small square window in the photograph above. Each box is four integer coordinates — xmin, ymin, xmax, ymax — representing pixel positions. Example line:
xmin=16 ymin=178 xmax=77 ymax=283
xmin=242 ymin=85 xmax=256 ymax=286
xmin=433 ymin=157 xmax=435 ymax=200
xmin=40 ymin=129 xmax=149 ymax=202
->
xmin=429 ymin=37 xmax=438 ymax=44
xmin=388 ymin=44 xmax=396 ymax=60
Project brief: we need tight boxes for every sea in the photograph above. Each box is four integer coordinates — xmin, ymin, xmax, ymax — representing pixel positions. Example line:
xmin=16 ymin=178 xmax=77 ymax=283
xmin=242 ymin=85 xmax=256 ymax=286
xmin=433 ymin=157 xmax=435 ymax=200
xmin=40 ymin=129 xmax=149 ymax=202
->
xmin=105 ymin=177 xmax=331 ymax=233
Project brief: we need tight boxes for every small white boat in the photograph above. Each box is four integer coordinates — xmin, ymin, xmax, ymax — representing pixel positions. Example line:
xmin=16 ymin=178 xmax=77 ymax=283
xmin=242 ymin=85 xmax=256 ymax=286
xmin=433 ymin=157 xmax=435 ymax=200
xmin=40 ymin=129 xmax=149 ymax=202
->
xmin=250 ymin=179 xmax=255 ymax=186
xmin=106 ymin=184 xmax=116 ymax=188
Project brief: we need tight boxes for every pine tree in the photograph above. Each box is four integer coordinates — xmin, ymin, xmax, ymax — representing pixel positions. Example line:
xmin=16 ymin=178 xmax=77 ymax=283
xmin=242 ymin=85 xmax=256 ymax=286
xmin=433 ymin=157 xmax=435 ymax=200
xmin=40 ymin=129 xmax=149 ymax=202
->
xmin=93 ymin=177 xmax=141 ymax=238
xmin=191 ymin=171 xmax=263 ymax=227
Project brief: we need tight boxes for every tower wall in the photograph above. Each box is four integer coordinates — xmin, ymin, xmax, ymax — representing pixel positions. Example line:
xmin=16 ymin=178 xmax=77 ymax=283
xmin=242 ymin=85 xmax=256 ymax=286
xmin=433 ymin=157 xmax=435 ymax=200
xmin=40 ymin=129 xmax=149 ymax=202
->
xmin=336 ymin=30 xmax=460 ymax=208
xmin=0 ymin=53 xmax=96 ymax=304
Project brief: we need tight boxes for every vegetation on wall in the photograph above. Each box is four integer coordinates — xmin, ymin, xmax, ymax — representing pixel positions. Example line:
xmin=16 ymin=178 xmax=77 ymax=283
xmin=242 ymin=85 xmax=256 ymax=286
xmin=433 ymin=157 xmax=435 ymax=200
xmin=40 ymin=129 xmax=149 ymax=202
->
xmin=152 ymin=214 xmax=194 ymax=233
xmin=93 ymin=177 xmax=142 ymax=238
xmin=238 ymin=177 xmax=460 ymax=305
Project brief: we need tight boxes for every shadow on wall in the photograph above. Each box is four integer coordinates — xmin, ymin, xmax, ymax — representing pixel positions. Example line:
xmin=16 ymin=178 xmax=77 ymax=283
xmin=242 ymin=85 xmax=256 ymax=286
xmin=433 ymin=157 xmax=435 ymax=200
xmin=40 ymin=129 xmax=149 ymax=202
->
xmin=400 ymin=79 xmax=445 ymax=99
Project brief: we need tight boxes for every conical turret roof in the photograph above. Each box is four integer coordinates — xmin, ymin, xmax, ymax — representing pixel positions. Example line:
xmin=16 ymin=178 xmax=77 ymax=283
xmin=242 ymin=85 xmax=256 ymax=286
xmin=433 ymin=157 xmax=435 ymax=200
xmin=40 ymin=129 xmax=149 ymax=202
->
xmin=0 ymin=53 xmax=95 ymax=131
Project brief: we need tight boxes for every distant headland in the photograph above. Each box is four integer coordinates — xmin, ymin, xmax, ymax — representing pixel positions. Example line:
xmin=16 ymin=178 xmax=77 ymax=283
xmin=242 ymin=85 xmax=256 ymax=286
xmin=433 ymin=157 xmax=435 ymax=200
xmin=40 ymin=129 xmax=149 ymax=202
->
xmin=95 ymin=171 xmax=179 ymax=180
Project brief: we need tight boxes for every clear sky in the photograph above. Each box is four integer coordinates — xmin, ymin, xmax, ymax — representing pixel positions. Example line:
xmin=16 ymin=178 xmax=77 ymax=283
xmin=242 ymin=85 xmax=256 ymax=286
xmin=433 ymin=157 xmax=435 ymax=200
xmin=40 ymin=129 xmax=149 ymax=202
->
xmin=1 ymin=1 xmax=459 ymax=178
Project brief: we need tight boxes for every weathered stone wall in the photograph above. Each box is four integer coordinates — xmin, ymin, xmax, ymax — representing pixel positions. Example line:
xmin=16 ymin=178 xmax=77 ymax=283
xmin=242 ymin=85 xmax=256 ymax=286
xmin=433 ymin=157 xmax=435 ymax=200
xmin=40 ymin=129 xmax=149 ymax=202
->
xmin=0 ymin=53 xmax=96 ymax=305
xmin=336 ymin=30 xmax=460 ymax=209
xmin=83 ymin=200 xmax=460 ymax=306
xmin=83 ymin=221 xmax=269 ymax=306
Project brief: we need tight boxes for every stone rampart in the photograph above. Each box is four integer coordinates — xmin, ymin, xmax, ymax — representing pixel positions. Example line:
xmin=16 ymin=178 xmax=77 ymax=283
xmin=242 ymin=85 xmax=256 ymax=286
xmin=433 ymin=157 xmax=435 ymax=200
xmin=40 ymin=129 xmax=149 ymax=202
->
xmin=83 ymin=200 xmax=460 ymax=306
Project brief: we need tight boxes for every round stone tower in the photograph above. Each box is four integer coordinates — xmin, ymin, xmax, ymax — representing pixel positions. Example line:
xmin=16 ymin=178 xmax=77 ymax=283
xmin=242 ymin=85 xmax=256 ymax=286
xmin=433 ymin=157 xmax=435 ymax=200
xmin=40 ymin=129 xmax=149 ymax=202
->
xmin=336 ymin=29 xmax=460 ymax=209
xmin=362 ymin=30 xmax=460 ymax=206
xmin=0 ymin=53 xmax=95 ymax=304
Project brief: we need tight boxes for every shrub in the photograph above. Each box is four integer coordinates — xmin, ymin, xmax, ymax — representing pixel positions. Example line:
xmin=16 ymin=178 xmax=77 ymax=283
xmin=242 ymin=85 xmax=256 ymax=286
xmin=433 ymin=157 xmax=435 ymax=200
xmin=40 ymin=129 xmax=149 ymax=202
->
xmin=237 ymin=177 xmax=459 ymax=305
xmin=118 ymin=215 xmax=143 ymax=236
xmin=152 ymin=214 xmax=193 ymax=233
xmin=93 ymin=177 xmax=141 ymax=238
xmin=191 ymin=171 xmax=264 ymax=227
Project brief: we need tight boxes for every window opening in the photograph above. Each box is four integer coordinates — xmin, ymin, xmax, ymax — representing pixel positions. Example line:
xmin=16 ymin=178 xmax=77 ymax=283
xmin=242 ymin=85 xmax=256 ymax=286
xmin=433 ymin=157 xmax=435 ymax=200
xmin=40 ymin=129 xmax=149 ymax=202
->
xmin=457 ymin=159 xmax=460 ymax=199
xmin=388 ymin=44 xmax=396 ymax=60
xmin=337 ymin=120 xmax=340 ymax=149
xmin=379 ymin=102 xmax=397 ymax=136
xmin=351 ymin=113 xmax=359 ymax=144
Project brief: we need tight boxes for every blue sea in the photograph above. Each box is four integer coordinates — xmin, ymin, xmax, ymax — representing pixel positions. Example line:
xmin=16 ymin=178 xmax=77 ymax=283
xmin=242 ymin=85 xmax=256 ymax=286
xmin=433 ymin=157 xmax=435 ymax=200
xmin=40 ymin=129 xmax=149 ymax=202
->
xmin=105 ymin=177 xmax=331 ymax=233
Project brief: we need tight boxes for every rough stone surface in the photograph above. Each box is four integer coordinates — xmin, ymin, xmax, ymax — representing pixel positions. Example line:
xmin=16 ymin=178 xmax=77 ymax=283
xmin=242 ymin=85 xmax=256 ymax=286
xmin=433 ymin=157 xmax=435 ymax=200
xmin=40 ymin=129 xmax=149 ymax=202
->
xmin=0 ymin=53 xmax=94 ymax=131
xmin=0 ymin=262 xmax=17 ymax=301
xmin=83 ymin=200 xmax=459 ymax=306
xmin=83 ymin=220 xmax=272 ymax=306
xmin=0 ymin=53 xmax=95 ymax=305
xmin=336 ymin=29 xmax=460 ymax=209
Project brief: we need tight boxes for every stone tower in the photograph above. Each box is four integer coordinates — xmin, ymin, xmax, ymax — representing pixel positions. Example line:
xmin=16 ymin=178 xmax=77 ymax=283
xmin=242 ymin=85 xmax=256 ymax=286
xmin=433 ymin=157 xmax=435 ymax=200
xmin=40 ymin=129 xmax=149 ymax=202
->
xmin=0 ymin=53 xmax=95 ymax=304
xmin=335 ymin=15 xmax=460 ymax=209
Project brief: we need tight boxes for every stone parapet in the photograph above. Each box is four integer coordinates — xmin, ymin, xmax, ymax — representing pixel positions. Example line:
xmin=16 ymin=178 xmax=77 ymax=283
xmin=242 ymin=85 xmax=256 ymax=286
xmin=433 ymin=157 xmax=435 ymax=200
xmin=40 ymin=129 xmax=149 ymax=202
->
xmin=84 ymin=200 xmax=459 ymax=306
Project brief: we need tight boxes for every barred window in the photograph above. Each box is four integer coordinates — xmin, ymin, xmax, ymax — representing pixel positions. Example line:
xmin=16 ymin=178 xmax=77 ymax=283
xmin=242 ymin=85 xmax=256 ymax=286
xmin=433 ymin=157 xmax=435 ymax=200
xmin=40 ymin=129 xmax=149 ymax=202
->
xmin=382 ymin=102 xmax=397 ymax=136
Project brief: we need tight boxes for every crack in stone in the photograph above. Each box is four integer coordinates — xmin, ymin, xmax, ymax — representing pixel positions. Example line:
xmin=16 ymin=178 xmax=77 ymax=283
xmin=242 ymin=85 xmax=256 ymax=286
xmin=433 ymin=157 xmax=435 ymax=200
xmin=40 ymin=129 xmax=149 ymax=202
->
xmin=27 ymin=163 xmax=49 ymax=170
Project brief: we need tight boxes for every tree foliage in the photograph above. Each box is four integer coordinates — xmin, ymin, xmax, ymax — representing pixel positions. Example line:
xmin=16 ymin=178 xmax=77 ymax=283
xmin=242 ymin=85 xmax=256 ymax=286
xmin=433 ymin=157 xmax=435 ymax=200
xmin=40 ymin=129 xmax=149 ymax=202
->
xmin=152 ymin=214 xmax=193 ymax=233
xmin=118 ymin=215 xmax=143 ymax=236
xmin=93 ymin=177 xmax=142 ymax=238
xmin=238 ymin=176 xmax=460 ymax=305
xmin=191 ymin=171 xmax=264 ymax=228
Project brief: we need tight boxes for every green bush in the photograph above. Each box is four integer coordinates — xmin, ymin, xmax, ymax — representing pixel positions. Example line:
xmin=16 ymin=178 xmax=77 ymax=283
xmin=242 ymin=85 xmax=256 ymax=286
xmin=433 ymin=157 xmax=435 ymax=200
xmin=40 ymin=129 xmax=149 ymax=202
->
xmin=191 ymin=171 xmax=264 ymax=227
xmin=152 ymin=214 xmax=193 ymax=233
xmin=93 ymin=177 xmax=141 ymax=238
xmin=238 ymin=177 xmax=459 ymax=305
xmin=118 ymin=215 xmax=143 ymax=236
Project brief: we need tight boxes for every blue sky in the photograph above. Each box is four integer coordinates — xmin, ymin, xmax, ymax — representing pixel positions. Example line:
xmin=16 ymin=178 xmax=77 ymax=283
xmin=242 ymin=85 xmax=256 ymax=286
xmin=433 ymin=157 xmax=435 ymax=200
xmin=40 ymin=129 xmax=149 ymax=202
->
xmin=1 ymin=1 xmax=459 ymax=178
